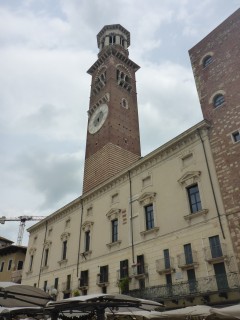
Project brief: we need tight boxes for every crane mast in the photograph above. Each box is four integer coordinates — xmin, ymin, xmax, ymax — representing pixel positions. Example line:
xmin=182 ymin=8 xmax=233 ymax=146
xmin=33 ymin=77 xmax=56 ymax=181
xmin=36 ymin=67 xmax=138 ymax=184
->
xmin=0 ymin=215 xmax=45 ymax=245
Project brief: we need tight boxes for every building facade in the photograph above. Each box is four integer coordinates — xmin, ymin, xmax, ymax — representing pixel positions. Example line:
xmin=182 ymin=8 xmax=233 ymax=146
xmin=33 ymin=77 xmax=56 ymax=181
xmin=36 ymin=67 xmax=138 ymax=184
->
xmin=0 ymin=237 xmax=27 ymax=283
xmin=189 ymin=8 xmax=240 ymax=271
xmin=22 ymin=10 xmax=240 ymax=309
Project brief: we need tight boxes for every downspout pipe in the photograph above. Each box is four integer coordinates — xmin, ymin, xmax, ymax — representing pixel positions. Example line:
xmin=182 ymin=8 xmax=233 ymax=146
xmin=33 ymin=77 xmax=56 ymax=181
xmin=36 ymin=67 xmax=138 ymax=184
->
xmin=128 ymin=170 xmax=135 ymax=264
xmin=197 ymin=128 xmax=225 ymax=239
xmin=37 ymin=220 xmax=48 ymax=288
xmin=77 ymin=198 xmax=84 ymax=278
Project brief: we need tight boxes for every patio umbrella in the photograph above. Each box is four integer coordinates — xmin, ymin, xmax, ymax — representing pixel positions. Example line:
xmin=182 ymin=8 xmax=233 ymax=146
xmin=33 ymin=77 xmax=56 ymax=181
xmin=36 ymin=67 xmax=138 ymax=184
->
xmin=210 ymin=304 xmax=240 ymax=319
xmin=159 ymin=305 xmax=212 ymax=319
xmin=0 ymin=282 xmax=52 ymax=308
xmin=107 ymin=310 xmax=165 ymax=320
xmin=45 ymin=294 xmax=162 ymax=320
xmin=0 ymin=306 xmax=44 ymax=318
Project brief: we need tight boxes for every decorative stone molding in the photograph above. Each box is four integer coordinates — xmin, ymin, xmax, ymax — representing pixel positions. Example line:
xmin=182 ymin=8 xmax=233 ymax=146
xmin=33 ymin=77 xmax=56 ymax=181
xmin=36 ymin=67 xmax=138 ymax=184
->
xmin=184 ymin=209 xmax=209 ymax=221
xmin=82 ymin=221 xmax=94 ymax=231
xmin=43 ymin=240 xmax=52 ymax=248
xmin=140 ymin=227 xmax=159 ymax=237
xmin=116 ymin=63 xmax=132 ymax=78
xmin=58 ymin=259 xmax=68 ymax=266
xmin=199 ymin=51 xmax=214 ymax=66
xmin=29 ymin=247 xmax=36 ymax=255
xmin=208 ymin=90 xmax=226 ymax=105
xmin=106 ymin=208 xmax=121 ymax=220
xmin=80 ymin=251 xmax=92 ymax=258
xmin=88 ymin=93 xmax=110 ymax=116
xmin=178 ymin=171 xmax=201 ymax=187
xmin=137 ymin=192 xmax=156 ymax=206
xmin=86 ymin=206 xmax=93 ymax=216
xmin=106 ymin=240 xmax=122 ymax=248
xmin=94 ymin=64 xmax=107 ymax=82
xmin=60 ymin=232 xmax=70 ymax=241
xmin=111 ymin=192 xmax=119 ymax=205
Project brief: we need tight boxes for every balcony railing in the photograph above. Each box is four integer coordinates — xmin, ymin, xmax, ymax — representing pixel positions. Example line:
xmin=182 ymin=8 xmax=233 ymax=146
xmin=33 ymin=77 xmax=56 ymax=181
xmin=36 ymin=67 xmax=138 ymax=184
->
xmin=204 ymin=243 xmax=227 ymax=263
xmin=129 ymin=272 xmax=239 ymax=301
xmin=96 ymin=273 xmax=109 ymax=286
xmin=177 ymin=251 xmax=198 ymax=269
xmin=131 ymin=264 xmax=148 ymax=279
xmin=79 ymin=278 xmax=89 ymax=289
xmin=156 ymin=257 xmax=175 ymax=274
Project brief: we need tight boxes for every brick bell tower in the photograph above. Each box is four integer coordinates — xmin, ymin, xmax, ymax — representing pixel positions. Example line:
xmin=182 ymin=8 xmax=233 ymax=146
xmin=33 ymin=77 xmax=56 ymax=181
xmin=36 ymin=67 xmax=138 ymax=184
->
xmin=189 ymin=10 xmax=240 ymax=268
xmin=83 ymin=24 xmax=141 ymax=193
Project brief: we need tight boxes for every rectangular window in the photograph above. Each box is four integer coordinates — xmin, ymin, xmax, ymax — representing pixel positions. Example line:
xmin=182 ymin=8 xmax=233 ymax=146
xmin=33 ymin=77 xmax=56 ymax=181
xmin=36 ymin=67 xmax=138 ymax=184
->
xmin=54 ymin=277 xmax=59 ymax=290
xmin=112 ymin=219 xmax=118 ymax=242
xmin=111 ymin=193 xmax=119 ymax=204
xmin=142 ymin=176 xmax=151 ymax=188
xmin=137 ymin=254 xmax=145 ymax=274
xmin=184 ymin=243 xmax=193 ymax=265
xmin=139 ymin=279 xmax=145 ymax=289
xmin=43 ymin=280 xmax=48 ymax=292
xmin=65 ymin=219 xmax=70 ymax=228
xmin=163 ymin=249 xmax=170 ymax=269
xmin=0 ymin=261 xmax=4 ymax=272
xmin=187 ymin=268 xmax=197 ymax=293
xmin=44 ymin=248 xmax=49 ymax=266
xmin=145 ymin=204 xmax=154 ymax=230
xmin=17 ymin=261 xmax=23 ymax=270
xmin=120 ymin=259 xmax=129 ymax=279
xmin=29 ymin=255 xmax=34 ymax=271
xmin=187 ymin=184 xmax=202 ymax=213
xmin=232 ymin=131 xmax=240 ymax=142
xmin=66 ymin=274 xmax=71 ymax=290
xmin=166 ymin=273 xmax=172 ymax=285
xmin=87 ymin=207 xmax=93 ymax=216
xmin=209 ymin=235 xmax=223 ymax=258
xmin=100 ymin=265 xmax=108 ymax=283
xmin=85 ymin=231 xmax=90 ymax=252
xmin=213 ymin=262 xmax=228 ymax=290
xmin=80 ymin=270 xmax=89 ymax=287
xmin=8 ymin=259 xmax=12 ymax=271
xmin=62 ymin=240 xmax=67 ymax=260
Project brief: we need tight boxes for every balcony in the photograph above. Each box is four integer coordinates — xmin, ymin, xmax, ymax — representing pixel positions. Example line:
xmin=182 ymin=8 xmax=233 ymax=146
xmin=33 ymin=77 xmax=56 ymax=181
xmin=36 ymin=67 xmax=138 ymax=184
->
xmin=204 ymin=243 xmax=227 ymax=263
xmin=96 ymin=273 xmax=109 ymax=287
xmin=129 ymin=272 xmax=239 ymax=301
xmin=156 ymin=257 xmax=175 ymax=274
xmin=177 ymin=251 xmax=198 ymax=269
xmin=78 ymin=278 xmax=89 ymax=290
xmin=131 ymin=264 xmax=148 ymax=279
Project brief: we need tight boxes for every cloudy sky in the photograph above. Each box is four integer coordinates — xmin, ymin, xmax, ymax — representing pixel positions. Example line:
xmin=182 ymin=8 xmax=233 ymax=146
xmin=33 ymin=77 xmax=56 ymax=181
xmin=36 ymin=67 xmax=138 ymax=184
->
xmin=0 ymin=0 xmax=239 ymax=245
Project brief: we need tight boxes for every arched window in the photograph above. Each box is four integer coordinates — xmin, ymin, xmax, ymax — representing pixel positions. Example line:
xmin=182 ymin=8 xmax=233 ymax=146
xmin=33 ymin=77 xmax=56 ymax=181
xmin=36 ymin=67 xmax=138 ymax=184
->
xmin=213 ymin=94 xmax=225 ymax=108
xmin=203 ymin=55 xmax=213 ymax=68
xmin=109 ymin=35 xmax=116 ymax=45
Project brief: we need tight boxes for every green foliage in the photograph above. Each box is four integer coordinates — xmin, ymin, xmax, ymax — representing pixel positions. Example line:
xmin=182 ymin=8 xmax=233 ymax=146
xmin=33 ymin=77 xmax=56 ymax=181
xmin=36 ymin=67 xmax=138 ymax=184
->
xmin=72 ymin=289 xmax=80 ymax=296
xmin=118 ymin=277 xmax=130 ymax=294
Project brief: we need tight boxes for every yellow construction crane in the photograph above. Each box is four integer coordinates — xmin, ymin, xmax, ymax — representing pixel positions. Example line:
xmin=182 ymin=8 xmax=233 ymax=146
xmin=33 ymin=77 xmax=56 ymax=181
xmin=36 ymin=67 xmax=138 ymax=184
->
xmin=0 ymin=215 xmax=45 ymax=245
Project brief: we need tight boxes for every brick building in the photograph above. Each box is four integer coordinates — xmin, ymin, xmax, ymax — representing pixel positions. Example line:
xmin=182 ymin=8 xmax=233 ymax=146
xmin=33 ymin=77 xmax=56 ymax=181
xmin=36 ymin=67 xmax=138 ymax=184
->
xmin=189 ymin=8 xmax=240 ymax=270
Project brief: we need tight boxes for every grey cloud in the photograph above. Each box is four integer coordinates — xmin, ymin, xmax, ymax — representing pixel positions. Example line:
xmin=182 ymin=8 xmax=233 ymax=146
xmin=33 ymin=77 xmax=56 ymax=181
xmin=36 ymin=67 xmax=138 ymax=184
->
xmin=15 ymin=151 xmax=83 ymax=209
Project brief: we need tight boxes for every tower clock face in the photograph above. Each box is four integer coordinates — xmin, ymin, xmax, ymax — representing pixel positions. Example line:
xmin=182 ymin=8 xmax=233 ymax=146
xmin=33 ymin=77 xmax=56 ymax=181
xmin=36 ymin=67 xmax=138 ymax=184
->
xmin=88 ymin=103 xmax=109 ymax=134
